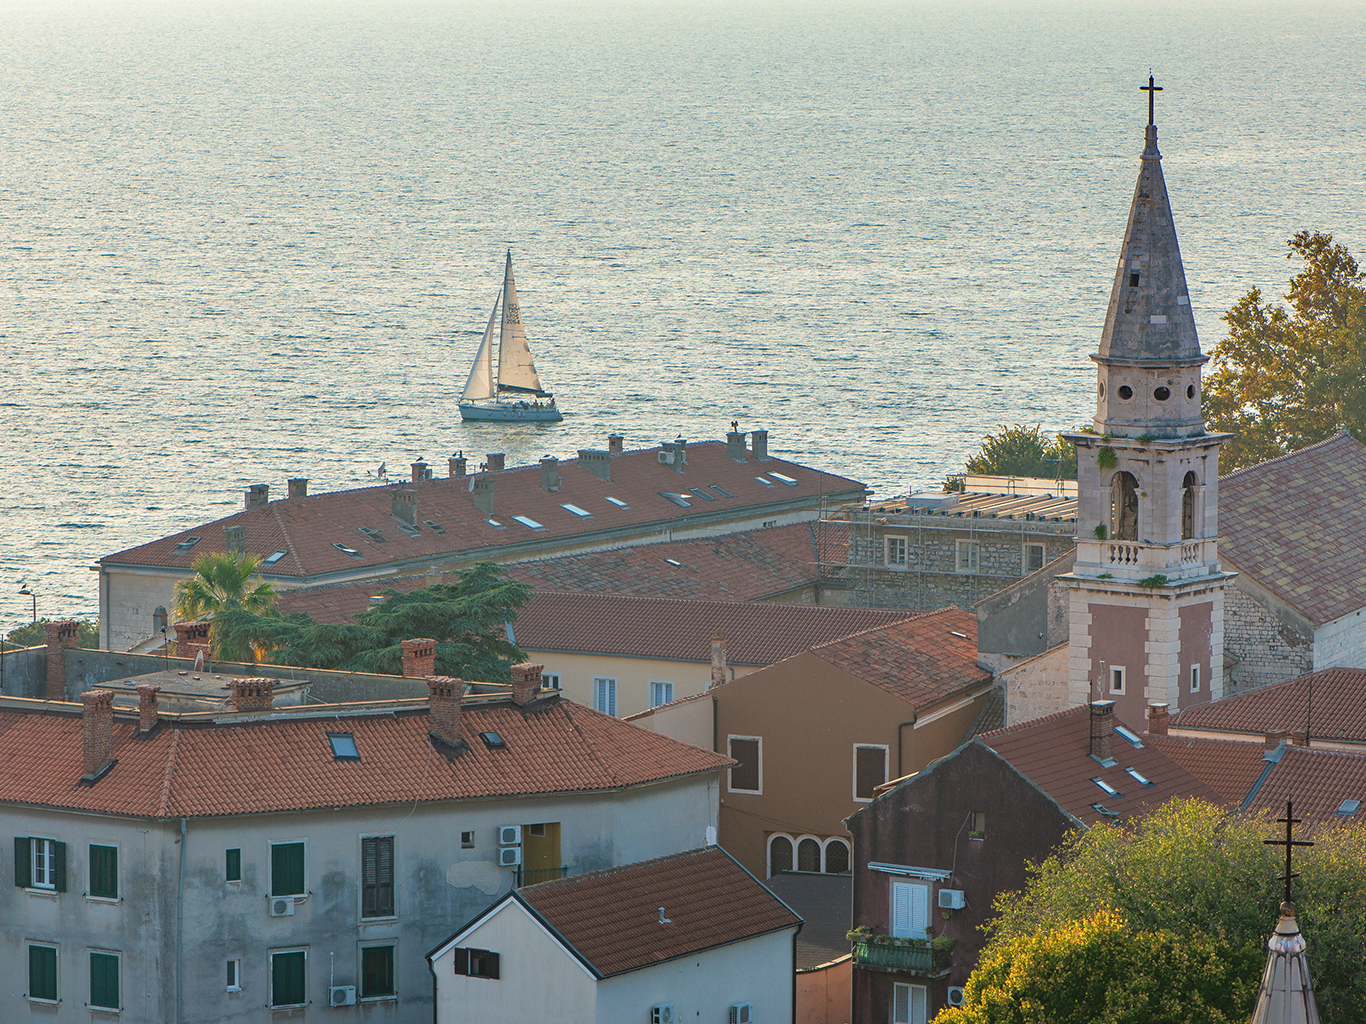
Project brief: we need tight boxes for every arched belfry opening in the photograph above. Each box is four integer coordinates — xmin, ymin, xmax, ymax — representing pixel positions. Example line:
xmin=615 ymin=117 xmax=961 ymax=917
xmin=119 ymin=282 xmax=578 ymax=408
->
xmin=1182 ymin=471 xmax=1198 ymax=540
xmin=1111 ymin=471 xmax=1139 ymax=541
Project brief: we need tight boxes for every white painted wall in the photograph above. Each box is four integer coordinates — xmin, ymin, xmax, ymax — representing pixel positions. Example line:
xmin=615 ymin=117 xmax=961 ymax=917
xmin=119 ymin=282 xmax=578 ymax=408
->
xmin=1314 ymin=607 xmax=1366 ymax=672
xmin=534 ymin=652 xmax=752 ymax=719
xmin=627 ymin=694 xmax=715 ymax=749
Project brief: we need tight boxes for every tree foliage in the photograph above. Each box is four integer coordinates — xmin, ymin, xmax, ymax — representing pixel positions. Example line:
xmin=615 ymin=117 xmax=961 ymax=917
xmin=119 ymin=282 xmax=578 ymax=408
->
xmin=4 ymin=618 xmax=99 ymax=650
xmin=173 ymin=552 xmax=279 ymax=621
xmin=942 ymin=800 xmax=1366 ymax=1024
xmin=211 ymin=562 xmax=531 ymax=682
xmin=961 ymin=424 xmax=1079 ymax=481
xmin=1205 ymin=231 xmax=1366 ymax=472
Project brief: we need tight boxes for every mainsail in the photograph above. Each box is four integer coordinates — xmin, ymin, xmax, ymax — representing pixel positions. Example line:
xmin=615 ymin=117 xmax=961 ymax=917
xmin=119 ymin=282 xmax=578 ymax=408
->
xmin=496 ymin=252 xmax=550 ymax=396
xmin=461 ymin=293 xmax=499 ymax=401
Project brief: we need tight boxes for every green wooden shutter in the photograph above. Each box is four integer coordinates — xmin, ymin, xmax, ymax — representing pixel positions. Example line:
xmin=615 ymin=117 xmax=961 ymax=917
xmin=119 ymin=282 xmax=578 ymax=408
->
xmin=89 ymin=845 xmax=118 ymax=899
xmin=15 ymin=836 xmax=31 ymax=888
xmin=29 ymin=945 xmax=57 ymax=1001
xmin=225 ymin=848 xmax=241 ymax=882
xmin=52 ymin=841 xmax=67 ymax=893
xmin=272 ymin=951 xmax=305 ymax=1006
xmin=362 ymin=837 xmax=394 ymax=918
xmin=271 ymin=843 xmax=304 ymax=896
xmin=451 ymin=948 xmax=468 ymax=975
xmin=90 ymin=952 xmax=119 ymax=1009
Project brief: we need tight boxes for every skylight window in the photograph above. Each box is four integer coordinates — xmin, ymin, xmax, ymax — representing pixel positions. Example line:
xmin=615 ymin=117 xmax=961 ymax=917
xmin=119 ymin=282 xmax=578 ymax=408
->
xmin=480 ymin=731 xmax=506 ymax=750
xmin=395 ymin=522 xmax=420 ymax=538
xmin=659 ymin=492 xmax=692 ymax=508
xmin=262 ymin=550 xmax=288 ymax=565
xmin=1091 ymin=777 xmax=1122 ymax=798
xmin=754 ymin=476 xmax=775 ymax=488
xmin=359 ymin=526 xmax=388 ymax=542
xmin=174 ymin=536 xmax=202 ymax=553
xmin=512 ymin=515 xmax=545 ymax=530
xmin=768 ymin=472 xmax=799 ymax=487
xmin=328 ymin=733 xmax=360 ymax=761
xmin=484 ymin=518 xmax=506 ymax=529
xmin=333 ymin=543 xmax=363 ymax=558
xmin=422 ymin=519 xmax=446 ymax=534
xmin=665 ymin=558 xmax=683 ymax=567
xmin=688 ymin=488 xmax=717 ymax=502
xmin=1090 ymin=803 xmax=1121 ymax=818
xmin=1114 ymin=725 xmax=1144 ymax=748
xmin=710 ymin=485 xmax=734 ymax=498
xmin=1336 ymin=799 xmax=1361 ymax=817
xmin=561 ymin=504 xmax=593 ymax=518
xmin=1124 ymin=767 xmax=1153 ymax=787
xmin=604 ymin=496 xmax=630 ymax=508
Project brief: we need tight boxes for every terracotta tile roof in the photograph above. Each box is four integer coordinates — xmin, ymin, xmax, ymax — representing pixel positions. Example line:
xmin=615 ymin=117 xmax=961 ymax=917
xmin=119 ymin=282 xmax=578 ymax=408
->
xmin=517 ymin=846 xmax=800 ymax=977
xmin=808 ymin=607 xmax=992 ymax=708
xmin=1218 ymin=432 xmax=1366 ymax=624
xmin=964 ymin=687 xmax=1005 ymax=739
xmin=0 ymin=696 xmax=731 ymax=819
xmin=1170 ymin=668 xmax=1366 ymax=745
xmin=1146 ymin=733 xmax=1271 ymax=805
xmin=980 ymin=706 xmax=1224 ymax=827
xmin=1244 ymin=746 xmax=1366 ymax=826
xmin=100 ymin=443 xmax=866 ymax=583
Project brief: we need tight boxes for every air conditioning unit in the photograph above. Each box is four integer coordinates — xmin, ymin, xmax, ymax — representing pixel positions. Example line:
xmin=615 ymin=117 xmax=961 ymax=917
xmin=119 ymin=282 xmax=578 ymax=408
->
xmin=938 ymin=888 xmax=966 ymax=910
xmin=729 ymin=1003 xmax=753 ymax=1024
xmin=651 ymin=1005 xmax=675 ymax=1024
xmin=498 ymin=825 xmax=522 ymax=846
xmin=269 ymin=897 xmax=295 ymax=917
xmin=329 ymin=985 xmax=357 ymax=1007
xmin=657 ymin=450 xmax=675 ymax=465
xmin=498 ymin=846 xmax=523 ymax=867
xmin=947 ymin=987 xmax=966 ymax=1007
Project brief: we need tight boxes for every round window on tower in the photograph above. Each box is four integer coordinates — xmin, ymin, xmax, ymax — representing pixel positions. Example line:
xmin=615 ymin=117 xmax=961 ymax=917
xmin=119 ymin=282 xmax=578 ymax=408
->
xmin=1117 ymin=385 xmax=1133 ymax=401
xmin=1154 ymin=386 xmax=1171 ymax=401
xmin=1098 ymin=382 xmax=1105 ymax=397
xmin=1187 ymin=384 xmax=1196 ymax=399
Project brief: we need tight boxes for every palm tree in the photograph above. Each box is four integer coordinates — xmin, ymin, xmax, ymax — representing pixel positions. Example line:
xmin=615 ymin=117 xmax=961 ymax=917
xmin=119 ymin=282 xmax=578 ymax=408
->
xmin=173 ymin=552 xmax=278 ymax=621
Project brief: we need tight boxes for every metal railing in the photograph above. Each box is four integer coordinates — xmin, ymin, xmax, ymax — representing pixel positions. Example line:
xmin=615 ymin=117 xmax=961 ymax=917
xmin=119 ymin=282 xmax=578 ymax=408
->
xmin=516 ymin=866 xmax=569 ymax=887
xmin=853 ymin=936 xmax=952 ymax=977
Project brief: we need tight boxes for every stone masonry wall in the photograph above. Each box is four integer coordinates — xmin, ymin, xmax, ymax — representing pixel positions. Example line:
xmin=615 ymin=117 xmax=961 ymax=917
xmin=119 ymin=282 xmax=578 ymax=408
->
xmin=1224 ymin=584 xmax=1313 ymax=693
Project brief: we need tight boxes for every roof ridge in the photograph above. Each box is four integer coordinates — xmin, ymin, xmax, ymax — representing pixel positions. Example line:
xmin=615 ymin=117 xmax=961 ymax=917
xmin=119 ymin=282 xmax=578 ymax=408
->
xmin=560 ymin=702 xmax=618 ymax=786
xmin=1221 ymin=431 xmax=1362 ymax=482
xmin=978 ymin=702 xmax=1088 ymax=741
xmin=156 ymin=726 xmax=181 ymax=818
xmin=810 ymin=606 xmax=968 ymax=651
xmin=268 ymin=502 xmax=300 ymax=572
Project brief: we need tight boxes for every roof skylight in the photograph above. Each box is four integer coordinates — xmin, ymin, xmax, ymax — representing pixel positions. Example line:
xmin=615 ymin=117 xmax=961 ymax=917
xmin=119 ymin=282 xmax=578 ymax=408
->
xmin=395 ymin=522 xmax=421 ymax=538
xmin=769 ymin=472 xmax=799 ymax=487
xmin=328 ymin=733 xmax=360 ymax=760
xmin=480 ymin=731 xmax=506 ymax=750
xmin=512 ymin=515 xmax=545 ymax=530
xmin=659 ymin=492 xmax=692 ymax=508
xmin=688 ymin=488 xmax=717 ymax=502
xmin=333 ymin=543 xmax=363 ymax=558
xmin=561 ymin=504 xmax=593 ymax=518
xmin=754 ymin=476 xmax=775 ymax=488
xmin=262 ymin=550 xmax=288 ymax=565
xmin=710 ymin=485 xmax=734 ymax=498
xmin=1091 ymin=777 xmax=1122 ymax=798
xmin=605 ymin=496 xmax=630 ymax=508
xmin=422 ymin=519 xmax=446 ymax=534
xmin=1090 ymin=803 xmax=1121 ymax=818
xmin=1114 ymin=725 xmax=1144 ymax=748
xmin=1335 ymin=799 xmax=1361 ymax=817
xmin=174 ymin=536 xmax=201 ymax=553
xmin=1124 ymin=767 xmax=1153 ymax=787
xmin=359 ymin=526 xmax=388 ymax=543
xmin=665 ymin=558 xmax=683 ymax=567
xmin=484 ymin=518 xmax=506 ymax=529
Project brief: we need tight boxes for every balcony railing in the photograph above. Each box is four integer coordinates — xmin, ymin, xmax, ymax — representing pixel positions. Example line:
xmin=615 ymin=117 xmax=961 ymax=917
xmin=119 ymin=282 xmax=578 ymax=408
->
xmin=516 ymin=866 xmax=569 ymax=887
xmin=852 ymin=936 xmax=952 ymax=977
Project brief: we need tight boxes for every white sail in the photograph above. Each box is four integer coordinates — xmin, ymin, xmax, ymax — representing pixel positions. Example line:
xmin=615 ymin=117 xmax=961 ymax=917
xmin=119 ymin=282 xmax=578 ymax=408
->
xmin=461 ymin=293 xmax=499 ymax=401
xmin=497 ymin=252 xmax=549 ymax=396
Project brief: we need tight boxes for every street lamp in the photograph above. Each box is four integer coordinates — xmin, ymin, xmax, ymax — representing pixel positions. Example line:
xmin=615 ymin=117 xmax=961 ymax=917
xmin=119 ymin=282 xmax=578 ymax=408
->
xmin=18 ymin=585 xmax=36 ymax=625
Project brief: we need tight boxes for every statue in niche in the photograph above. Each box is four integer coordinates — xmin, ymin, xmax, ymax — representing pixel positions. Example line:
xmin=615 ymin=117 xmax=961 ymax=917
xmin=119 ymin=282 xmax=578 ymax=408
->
xmin=1182 ymin=471 xmax=1197 ymax=540
xmin=1112 ymin=472 xmax=1139 ymax=541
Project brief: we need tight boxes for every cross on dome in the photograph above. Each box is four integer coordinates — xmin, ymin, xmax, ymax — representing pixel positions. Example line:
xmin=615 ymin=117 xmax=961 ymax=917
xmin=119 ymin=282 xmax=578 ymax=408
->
xmin=1140 ymin=74 xmax=1163 ymax=127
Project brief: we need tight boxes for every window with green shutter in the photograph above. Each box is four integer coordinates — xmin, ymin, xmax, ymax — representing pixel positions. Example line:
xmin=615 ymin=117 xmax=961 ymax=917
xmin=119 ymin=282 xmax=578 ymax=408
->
xmin=271 ymin=843 xmax=305 ymax=896
xmin=226 ymin=848 xmax=241 ymax=882
xmin=271 ymin=950 xmax=306 ymax=1007
xmin=89 ymin=845 xmax=118 ymax=899
xmin=90 ymin=952 xmax=119 ymax=1009
xmin=361 ymin=945 xmax=395 ymax=998
xmin=15 ymin=836 xmax=31 ymax=888
xmin=361 ymin=836 xmax=394 ymax=918
xmin=28 ymin=945 xmax=58 ymax=1001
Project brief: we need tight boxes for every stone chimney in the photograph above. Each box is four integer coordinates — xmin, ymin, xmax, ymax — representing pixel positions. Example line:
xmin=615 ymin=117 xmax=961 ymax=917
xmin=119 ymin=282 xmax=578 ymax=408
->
xmin=245 ymin=484 xmax=270 ymax=509
xmin=1089 ymin=700 xmax=1115 ymax=762
xmin=579 ymin=449 xmax=611 ymax=481
xmin=173 ymin=621 xmax=211 ymax=662
xmin=1265 ymin=730 xmax=1291 ymax=752
xmin=224 ymin=524 xmax=245 ymax=555
xmin=726 ymin=429 xmax=747 ymax=462
xmin=287 ymin=478 xmax=308 ymax=500
xmin=510 ymin=662 xmax=544 ymax=705
xmin=750 ymin=429 xmax=769 ymax=461
xmin=472 ymin=477 xmax=494 ymax=516
xmin=675 ymin=437 xmax=687 ymax=465
xmin=710 ymin=630 xmax=728 ymax=689
xmin=136 ymin=684 xmax=160 ymax=734
xmin=44 ymin=619 xmax=79 ymax=701
xmin=659 ymin=440 xmax=685 ymax=473
xmin=82 ymin=689 xmax=115 ymax=778
xmin=428 ymin=676 xmax=464 ymax=746
xmin=1146 ymin=702 xmax=1170 ymax=736
xmin=400 ymin=638 xmax=437 ymax=678
xmin=229 ymin=677 xmax=275 ymax=713
xmin=392 ymin=487 xmax=417 ymax=526
xmin=540 ymin=457 xmax=560 ymax=492
xmin=607 ymin=434 xmax=624 ymax=456
xmin=486 ymin=453 xmax=505 ymax=472
xmin=449 ymin=453 xmax=468 ymax=479
xmin=411 ymin=461 xmax=430 ymax=483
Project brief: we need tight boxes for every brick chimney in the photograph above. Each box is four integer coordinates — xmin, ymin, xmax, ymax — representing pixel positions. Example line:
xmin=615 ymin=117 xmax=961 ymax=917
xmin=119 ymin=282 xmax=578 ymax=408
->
xmin=710 ymin=630 xmax=728 ymax=689
xmin=287 ymin=478 xmax=308 ymax=500
xmin=486 ymin=453 xmax=505 ymax=472
xmin=1290 ymin=730 xmax=1309 ymax=747
xmin=510 ymin=662 xmax=544 ymax=706
xmin=224 ymin=524 xmax=245 ymax=556
xmin=411 ymin=461 xmax=430 ymax=483
xmin=44 ymin=619 xmax=79 ymax=701
xmin=449 ymin=453 xmax=467 ymax=479
xmin=229 ymin=677 xmax=275 ymax=712
xmin=400 ymin=638 xmax=437 ymax=678
xmin=579 ymin=449 xmax=611 ymax=481
xmin=82 ymin=689 xmax=115 ymax=778
xmin=245 ymin=484 xmax=270 ymax=509
xmin=428 ymin=676 xmax=464 ymax=746
xmin=173 ymin=621 xmax=211 ymax=662
xmin=1264 ymin=730 xmax=1291 ymax=752
xmin=607 ymin=434 xmax=624 ymax=456
xmin=1089 ymin=700 xmax=1115 ymax=762
xmin=472 ymin=477 xmax=494 ymax=516
xmin=726 ymin=429 xmax=747 ymax=462
xmin=540 ymin=457 xmax=560 ymax=492
xmin=1146 ymin=702 xmax=1170 ymax=736
xmin=136 ymin=684 xmax=160 ymax=734
xmin=750 ymin=429 xmax=769 ymax=461
xmin=392 ymin=487 xmax=417 ymax=526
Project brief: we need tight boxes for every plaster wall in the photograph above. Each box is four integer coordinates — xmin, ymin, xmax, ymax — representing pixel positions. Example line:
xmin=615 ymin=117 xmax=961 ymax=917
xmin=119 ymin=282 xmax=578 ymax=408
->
xmin=797 ymin=957 xmax=853 ymax=1024
xmin=0 ymin=646 xmax=46 ymax=698
xmin=529 ymin=651 xmax=753 ymax=719
xmin=1314 ymin=608 xmax=1366 ymax=673
xmin=626 ymin=694 xmax=715 ymax=750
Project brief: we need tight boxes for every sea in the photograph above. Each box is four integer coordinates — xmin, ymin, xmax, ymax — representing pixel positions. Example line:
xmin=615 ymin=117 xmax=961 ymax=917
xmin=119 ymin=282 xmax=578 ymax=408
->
xmin=1 ymin=0 xmax=1363 ymax=633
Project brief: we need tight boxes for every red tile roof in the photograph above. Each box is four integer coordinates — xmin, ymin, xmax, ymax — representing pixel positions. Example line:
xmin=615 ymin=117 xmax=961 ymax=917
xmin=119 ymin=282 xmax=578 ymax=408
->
xmin=1170 ymin=668 xmax=1366 ymax=745
xmin=1244 ymin=746 xmax=1366 ymax=826
xmin=808 ymin=607 xmax=991 ymax=707
xmin=100 ymin=443 xmax=866 ymax=583
xmin=517 ymin=846 xmax=800 ymax=977
xmin=1146 ymin=733 xmax=1270 ymax=805
xmin=0 ymin=696 xmax=731 ymax=819
xmin=1219 ymin=432 xmax=1366 ymax=624
xmin=981 ymin=706 xmax=1224 ymax=827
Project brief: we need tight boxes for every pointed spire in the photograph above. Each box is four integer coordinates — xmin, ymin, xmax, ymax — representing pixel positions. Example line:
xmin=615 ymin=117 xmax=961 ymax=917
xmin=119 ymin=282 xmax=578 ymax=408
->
xmin=1096 ymin=76 xmax=1203 ymax=367
xmin=1250 ymin=903 xmax=1322 ymax=1024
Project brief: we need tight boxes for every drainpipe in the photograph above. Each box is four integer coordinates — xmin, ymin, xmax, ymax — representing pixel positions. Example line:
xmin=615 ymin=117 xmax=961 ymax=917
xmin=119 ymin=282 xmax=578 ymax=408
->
xmin=177 ymin=818 xmax=187 ymax=1024
xmin=791 ymin=923 xmax=803 ymax=1024
xmin=896 ymin=716 xmax=918 ymax=778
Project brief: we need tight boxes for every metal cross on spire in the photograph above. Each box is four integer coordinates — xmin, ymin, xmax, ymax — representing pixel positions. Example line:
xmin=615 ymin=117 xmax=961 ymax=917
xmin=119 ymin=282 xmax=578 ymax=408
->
xmin=1264 ymin=799 xmax=1315 ymax=906
xmin=1140 ymin=74 xmax=1163 ymax=127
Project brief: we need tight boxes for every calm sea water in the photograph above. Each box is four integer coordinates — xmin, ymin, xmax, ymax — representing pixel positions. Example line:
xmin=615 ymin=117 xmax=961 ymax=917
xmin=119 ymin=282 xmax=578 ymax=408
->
xmin=1 ymin=0 xmax=1363 ymax=632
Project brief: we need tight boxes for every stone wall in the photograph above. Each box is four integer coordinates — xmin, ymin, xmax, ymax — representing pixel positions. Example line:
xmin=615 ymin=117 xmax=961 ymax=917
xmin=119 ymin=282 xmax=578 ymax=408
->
xmin=1002 ymin=644 xmax=1071 ymax=725
xmin=1223 ymin=584 xmax=1313 ymax=692
xmin=1314 ymin=607 xmax=1366 ymax=673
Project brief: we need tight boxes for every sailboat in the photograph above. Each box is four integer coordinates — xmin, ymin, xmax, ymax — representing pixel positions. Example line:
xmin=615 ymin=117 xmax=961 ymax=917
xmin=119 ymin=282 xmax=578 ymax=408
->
xmin=459 ymin=252 xmax=564 ymax=422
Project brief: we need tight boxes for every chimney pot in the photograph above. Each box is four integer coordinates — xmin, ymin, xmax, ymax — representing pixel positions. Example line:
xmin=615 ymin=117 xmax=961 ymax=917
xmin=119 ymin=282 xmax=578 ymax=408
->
xmin=1089 ymin=700 xmax=1115 ymax=761
xmin=229 ymin=677 xmax=275 ymax=713
xmin=540 ymin=456 xmax=560 ymax=492
xmin=81 ymin=689 xmax=115 ymax=778
xmin=245 ymin=484 xmax=270 ymax=509
xmin=510 ymin=662 xmax=544 ymax=705
xmin=578 ymin=449 xmax=612 ymax=482
xmin=472 ymin=477 xmax=495 ymax=516
xmin=136 ymin=684 xmax=160 ymax=733
xmin=392 ymin=486 xmax=417 ymax=526
xmin=400 ymin=638 xmax=438 ymax=678
xmin=726 ymin=430 xmax=747 ymax=462
xmin=44 ymin=619 xmax=80 ymax=701
xmin=1146 ymin=702 xmax=1170 ymax=736
xmin=428 ymin=676 xmax=464 ymax=745
xmin=607 ymin=434 xmax=624 ymax=456
xmin=486 ymin=453 xmax=505 ymax=472
xmin=173 ymin=621 xmax=211 ymax=662
xmin=287 ymin=478 xmax=308 ymax=500
xmin=750 ymin=429 xmax=769 ymax=461
xmin=224 ymin=524 xmax=245 ymax=556
xmin=449 ymin=453 xmax=468 ymax=479
xmin=710 ymin=630 xmax=728 ymax=689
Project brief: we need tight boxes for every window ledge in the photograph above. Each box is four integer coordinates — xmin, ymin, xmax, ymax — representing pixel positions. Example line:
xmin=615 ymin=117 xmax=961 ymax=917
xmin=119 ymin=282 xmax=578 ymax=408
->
xmin=25 ymin=887 xmax=59 ymax=898
xmin=359 ymin=915 xmax=398 ymax=925
xmin=85 ymin=894 xmax=122 ymax=904
xmin=360 ymin=995 xmax=399 ymax=1003
xmin=89 ymin=1005 xmax=122 ymax=1014
xmin=270 ymin=1002 xmax=310 ymax=1011
xmin=25 ymin=996 xmax=60 ymax=1005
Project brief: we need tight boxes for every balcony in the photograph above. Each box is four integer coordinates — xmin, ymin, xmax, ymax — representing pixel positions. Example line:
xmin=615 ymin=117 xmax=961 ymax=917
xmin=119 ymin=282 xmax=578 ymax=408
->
xmin=852 ymin=935 xmax=952 ymax=978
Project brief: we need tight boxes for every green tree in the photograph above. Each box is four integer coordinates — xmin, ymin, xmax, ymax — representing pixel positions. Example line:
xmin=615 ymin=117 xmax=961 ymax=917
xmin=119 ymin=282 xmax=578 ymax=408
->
xmin=1205 ymin=231 xmax=1366 ymax=472
xmin=212 ymin=562 xmax=531 ymax=681
xmin=4 ymin=618 xmax=99 ymax=649
xmin=173 ymin=552 xmax=279 ymax=621
xmin=961 ymin=424 xmax=1079 ymax=481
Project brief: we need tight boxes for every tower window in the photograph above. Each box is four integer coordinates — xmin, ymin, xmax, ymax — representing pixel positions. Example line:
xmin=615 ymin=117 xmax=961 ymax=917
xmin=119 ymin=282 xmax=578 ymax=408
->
xmin=1187 ymin=384 xmax=1196 ymax=399
xmin=1111 ymin=472 xmax=1139 ymax=541
xmin=1129 ymin=272 xmax=1140 ymax=287
xmin=1153 ymin=386 xmax=1170 ymax=401
xmin=1117 ymin=385 xmax=1133 ymax=400
xmin=1182 ymin=471 xmax=1197 ymax=540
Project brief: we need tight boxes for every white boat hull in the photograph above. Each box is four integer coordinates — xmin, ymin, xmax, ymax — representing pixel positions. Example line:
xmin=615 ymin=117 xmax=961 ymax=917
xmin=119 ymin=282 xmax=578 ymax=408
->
xmin=460 ymin=401 xmax=564 ymax=423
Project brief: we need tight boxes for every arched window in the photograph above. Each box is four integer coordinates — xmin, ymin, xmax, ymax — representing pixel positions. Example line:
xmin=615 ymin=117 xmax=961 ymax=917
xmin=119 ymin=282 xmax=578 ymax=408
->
xmin=768 ymin=835 xmax=793 ymax=877
xmin=1182 ymin=471 xmax=1197 ymax=540
xmin=823 ymin=839 xmax=850 ymax=874
xmin=1111 ymin=471 xmax=1139 ymax=541
xmin=797 ymin=837 xmax=822 ymax=873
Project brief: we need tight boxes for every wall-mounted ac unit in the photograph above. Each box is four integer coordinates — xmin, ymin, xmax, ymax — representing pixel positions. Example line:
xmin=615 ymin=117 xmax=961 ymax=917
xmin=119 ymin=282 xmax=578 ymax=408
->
xmin=651 ymin=1004 xmax=675 ymax=1024
xmin=269 ymin=897 xmax=295 ymax=917
xmin=498 ymin=846 xmax=522 ymax=867
xmin=938 ymin=888 xmax=966 ymax=910
xmin=329 ymin=985 xmax=357 ymax=1007
xmin=947 ymin=986 xmax=966 ymax=1007
xmin=657 ymin=451 xmax=675 ymax=465
xmin=498 ymin=825 xmax=522 ymax=846
xmin=729 ymin=1003 xmax=753 ymax=1024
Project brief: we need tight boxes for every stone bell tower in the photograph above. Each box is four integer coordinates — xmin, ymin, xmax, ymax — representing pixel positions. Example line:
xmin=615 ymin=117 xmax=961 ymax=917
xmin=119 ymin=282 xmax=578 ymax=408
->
xmin=1061 ymin=77 xmax=1234 ymax=722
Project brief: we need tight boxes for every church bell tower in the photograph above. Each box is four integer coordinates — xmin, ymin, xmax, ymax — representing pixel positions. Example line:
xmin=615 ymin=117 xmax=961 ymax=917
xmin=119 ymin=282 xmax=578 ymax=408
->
xmin=1062 ymin=78 xmax=1233 ymax=720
